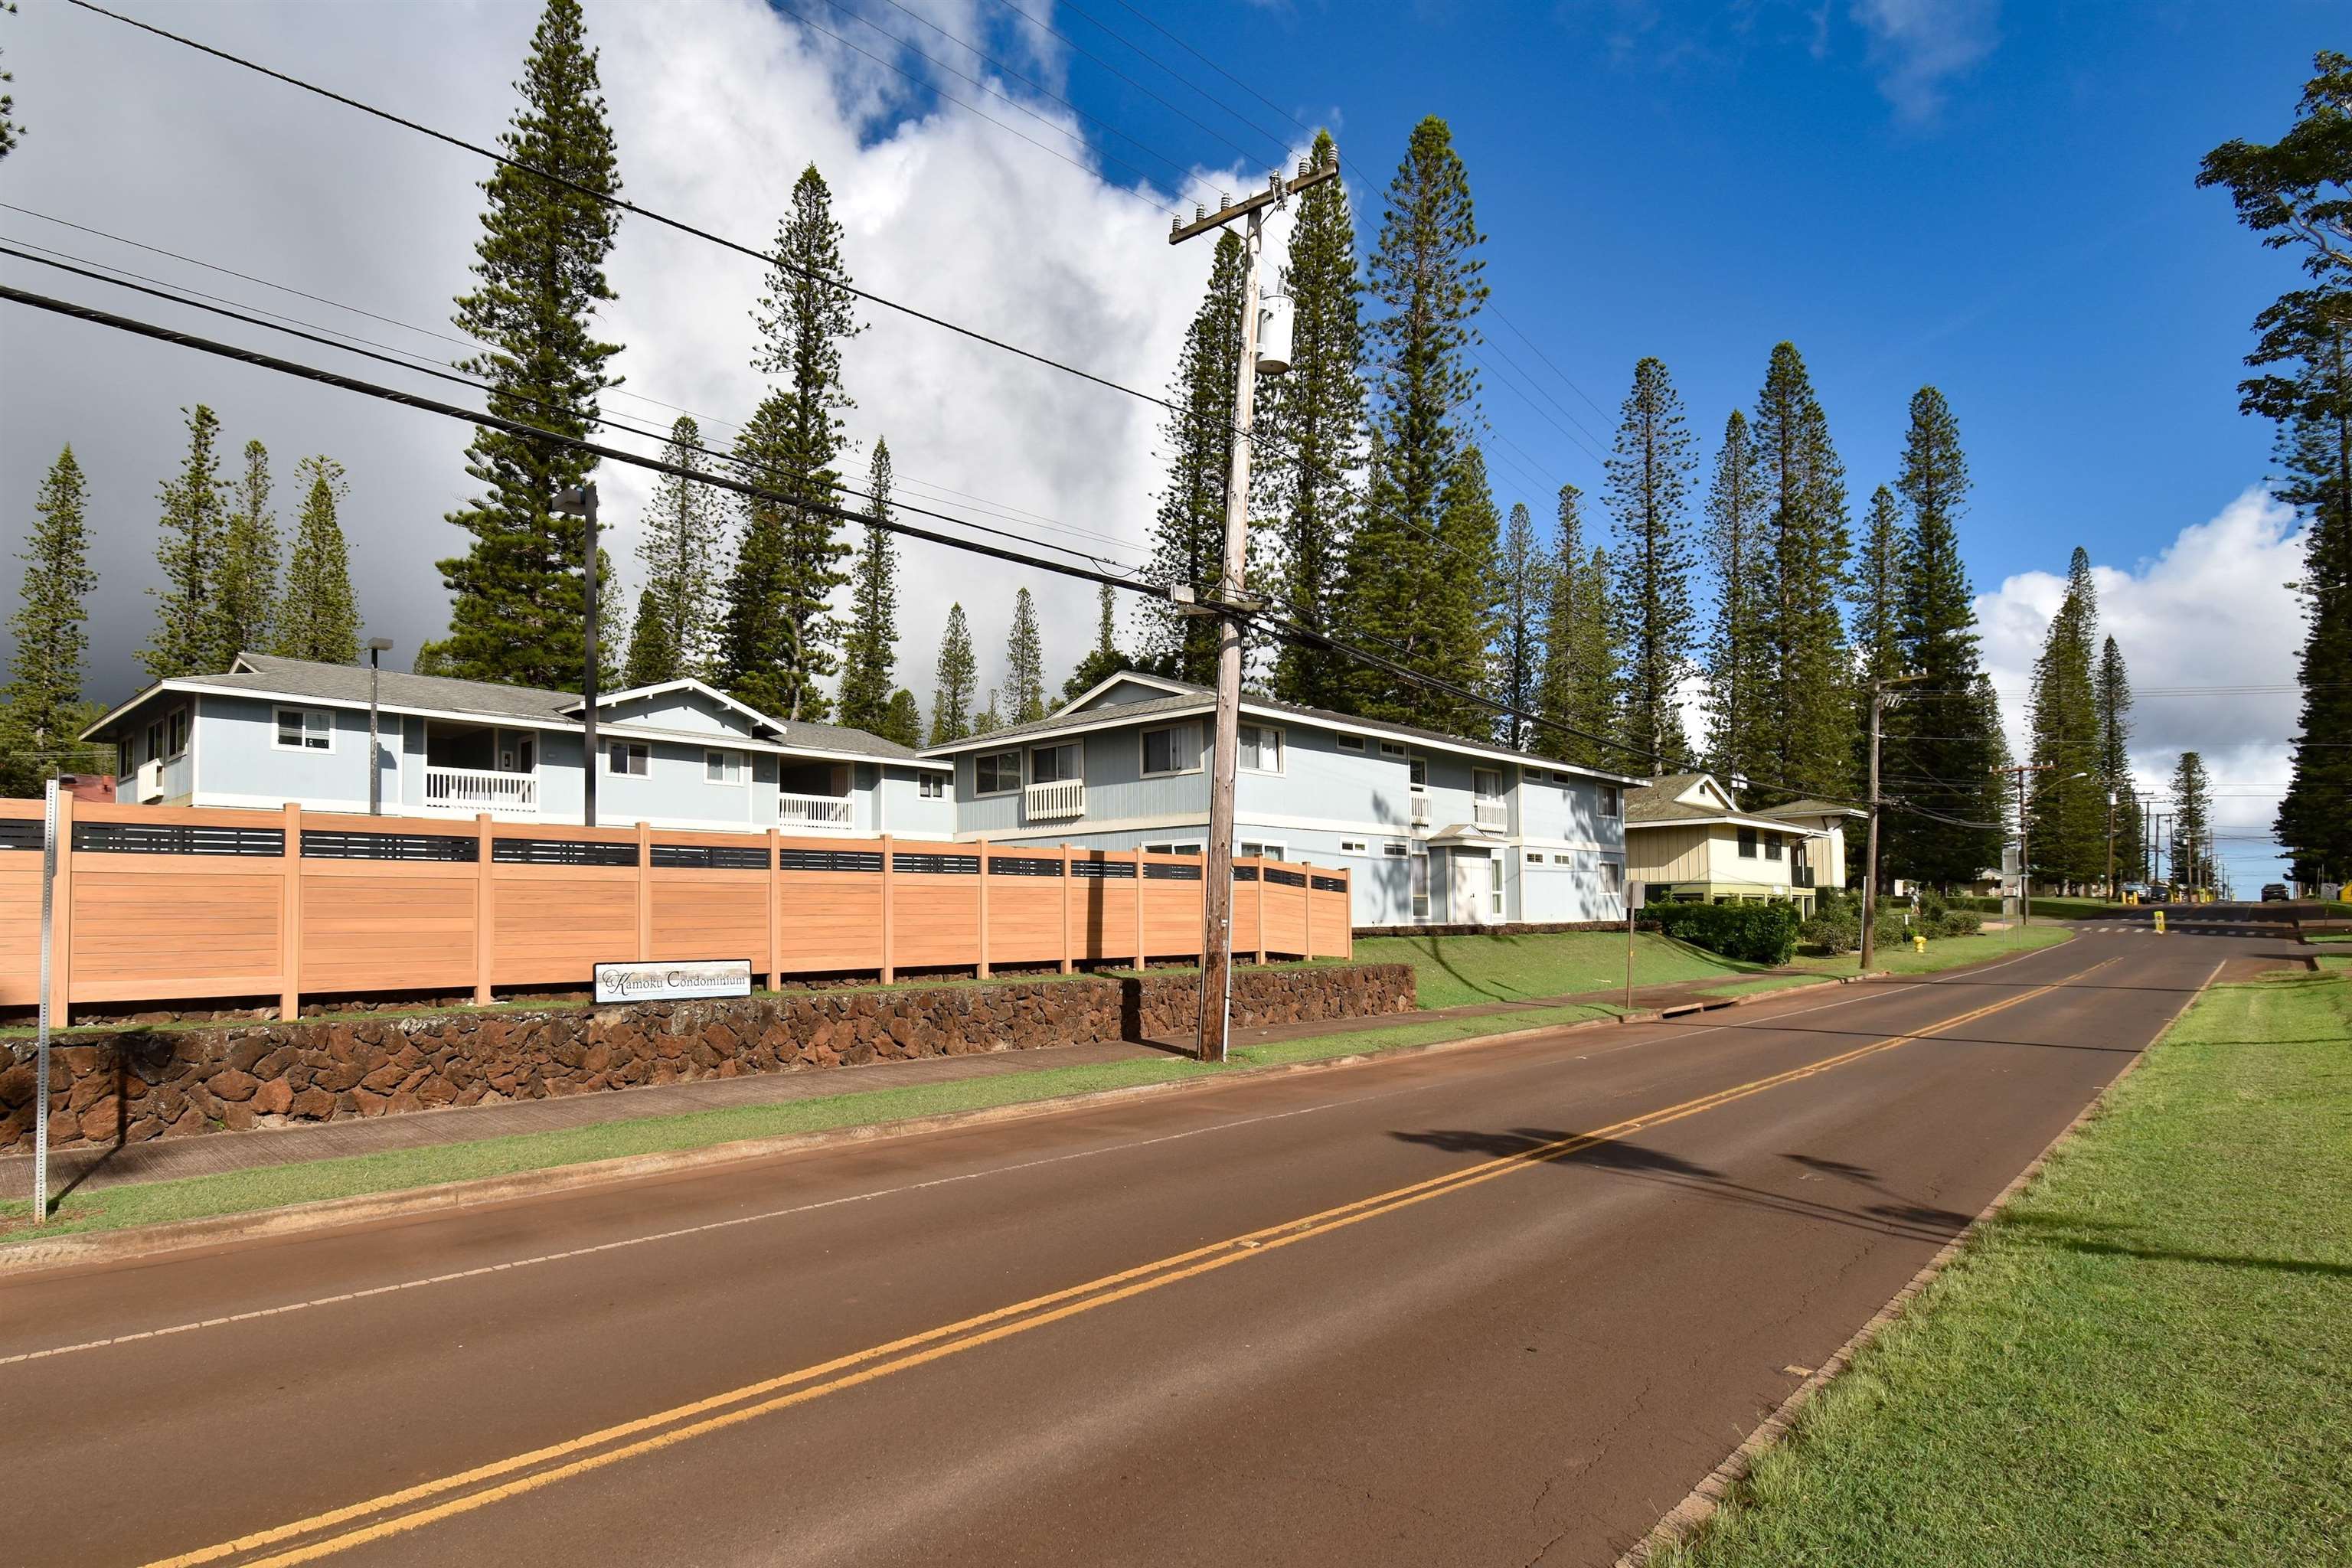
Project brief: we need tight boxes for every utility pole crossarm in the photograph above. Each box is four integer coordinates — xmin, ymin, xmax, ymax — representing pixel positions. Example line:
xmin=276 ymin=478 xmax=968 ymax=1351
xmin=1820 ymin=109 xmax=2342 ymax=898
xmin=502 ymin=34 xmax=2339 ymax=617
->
xmin=1168 ymin=157 xmax=1340 ymax=245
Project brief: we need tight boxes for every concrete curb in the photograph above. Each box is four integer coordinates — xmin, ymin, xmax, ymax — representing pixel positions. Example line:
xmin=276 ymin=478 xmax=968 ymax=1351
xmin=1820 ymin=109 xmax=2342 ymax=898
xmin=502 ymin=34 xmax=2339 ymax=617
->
xmin=1 ymin=974 xmax=1882 ymax=1277
xmin=1610 ymin=952 xmax=2220 ymax=1568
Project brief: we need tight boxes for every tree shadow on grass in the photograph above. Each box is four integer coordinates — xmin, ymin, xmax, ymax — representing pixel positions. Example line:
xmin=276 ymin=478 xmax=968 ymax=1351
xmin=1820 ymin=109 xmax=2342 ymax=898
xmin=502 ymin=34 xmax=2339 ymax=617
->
xmin=2000 ymin=1210 xmax=2352 ymax=1278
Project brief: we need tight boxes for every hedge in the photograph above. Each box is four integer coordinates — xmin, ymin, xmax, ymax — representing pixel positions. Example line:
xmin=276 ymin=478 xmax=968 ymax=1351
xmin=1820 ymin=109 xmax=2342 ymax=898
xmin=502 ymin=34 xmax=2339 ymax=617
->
xmin=1645 ymin=900 xmax=1801 ymax=965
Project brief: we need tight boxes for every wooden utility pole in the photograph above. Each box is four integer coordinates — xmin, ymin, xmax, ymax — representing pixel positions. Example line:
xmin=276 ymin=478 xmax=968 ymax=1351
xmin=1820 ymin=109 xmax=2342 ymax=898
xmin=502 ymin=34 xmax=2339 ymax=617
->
xmin=1859 ymin=675 xmax=1924 ymax=969
xmin=1167 ymin=151 xmax=1338 ymax=1063
xmin=1991 ymin=762 xmax=2069 ymax=927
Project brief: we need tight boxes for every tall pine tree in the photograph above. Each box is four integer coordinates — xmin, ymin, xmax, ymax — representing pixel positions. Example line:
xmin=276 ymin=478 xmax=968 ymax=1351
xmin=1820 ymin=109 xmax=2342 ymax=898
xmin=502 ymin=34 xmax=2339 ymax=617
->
xmin=1534 ymin=485 xmax=1621 ymax=770
xmin=1063 ymin=581 xmax=1129 ymax=701
xmin=218 ymin=439 xmax=279 ymax=662
xmin=722 ymin=163 xmax=860 ymax=720
xmin=880 ymin=689 xmax=923 ymax=747
xmin=836 ymin=439 xmax=901 ymax=733
xmin=273 ymin=456 xmax=361 ymax=664
xmin=1341 ymin=115 xmax=1491 ymax=729
xmin=2095 ymin=634 xmax=2142 ymax=886
xmin=426 ymin=0 xmax=620 ymax=689
xmin=1004 ymin=586 xmax=1046 ymax=724
xmin=1749 ymin=342 xmax=1854 ymax=802
xmin=629 ymin=416 xmax=727 ymax=685
xmin=1882 ymin=386 xmax=1999 ymax=886
xmin=1847 ymin=484 xmax=1906 ymax=791
xmin=929 ymin=602 xmax=976 ymax=744
xmin=2168 ymin=750 xmax=2216 ymax=890
xmin=2027 ymin=547 xmax=2107 ymax=888
xmin=2200 ymin=52 xmax=2352 ymax=884
xmin=1491 ymin=501 xmax=1547 ymax=750
xmin=1701 ymin=410 xmax=1769 ymax=788
xmin=144 ymin=403 xmax=227 ymax=679
xmin=1145 ymin=229 xmax=1246 ymax=684
xmin=3 ymin=446 xmax=100 ymax=791
xmin=1266 ymin=129 xmax=1365 ymax=710
xmin=1605 ymin=357 xmax=1697 ymax=768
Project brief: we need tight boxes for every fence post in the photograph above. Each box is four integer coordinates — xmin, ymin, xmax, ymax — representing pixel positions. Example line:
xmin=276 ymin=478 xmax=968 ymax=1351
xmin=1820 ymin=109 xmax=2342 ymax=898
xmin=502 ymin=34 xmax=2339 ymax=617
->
xmin=1253 ymin=856 xmax=1267 ymax=965
xmin=46 ymin=790 xmax=74 ymax=1026
xmin=280 ymin=801 xmax=302 ymax=1021
xmin=1134 ymin=845 xmax=1147 ymax=970
xmin=474 ymin=812 xmax=495 ymax=1005
xmin=1341 ymin=869 xmax=1352 ymax=959
xmin=635 ymin=821 xmax=654 ymax=961
xmin=975 ymin=836 xmax=991 ymax=979
xmin=766 ymin=827 xmax=782 ymax=991
xmin=879 ymin=833 xmax=895 ymax=984
xmin=1060 ymin=842 xmax=1073 ymax=975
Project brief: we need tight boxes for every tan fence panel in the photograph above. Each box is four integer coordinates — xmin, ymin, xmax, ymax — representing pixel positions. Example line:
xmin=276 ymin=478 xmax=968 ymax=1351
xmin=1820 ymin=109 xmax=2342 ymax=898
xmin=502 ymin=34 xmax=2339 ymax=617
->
xmin=1068 ymin=858 xmax=1135 ymax=963
xmin=891 ymin=872 xmax=982 ymax=970
xmin=492 ymin=865 xmax=637 ymax=987
xmin=1141 ymin=859 xmax=1204 ymax=959
xmin=777 ymin=874 xmax=885 ymax=972
xmin=301 ymin=861 xmax=479 ymax=993
xmin=1262 ymin=871 xmax=1309 ymax=957
xmin=70 ymin=861 xmax=283 ymax=1002
xmin=0 ymin=800 xmax=41 ymax=1007
xmin=1311 ymin=880 xmax=1353 ymax=958
xmin=651 ymin=871 xmax=767 ymax=966
xmin=985 ymin=867 xmax=1066 ymax=965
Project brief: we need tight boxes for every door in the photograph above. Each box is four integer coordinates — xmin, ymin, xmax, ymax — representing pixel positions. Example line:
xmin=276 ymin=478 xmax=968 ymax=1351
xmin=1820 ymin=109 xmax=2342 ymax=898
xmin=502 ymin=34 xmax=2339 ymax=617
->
xmin=1450 ymin=847 xmax=1494 ymax=924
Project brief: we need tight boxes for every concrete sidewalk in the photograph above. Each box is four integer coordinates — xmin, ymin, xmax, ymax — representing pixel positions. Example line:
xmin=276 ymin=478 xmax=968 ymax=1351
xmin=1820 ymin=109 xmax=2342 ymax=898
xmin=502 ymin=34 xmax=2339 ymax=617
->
xmin=1 ymin=970 xmax=1800 ymax=1200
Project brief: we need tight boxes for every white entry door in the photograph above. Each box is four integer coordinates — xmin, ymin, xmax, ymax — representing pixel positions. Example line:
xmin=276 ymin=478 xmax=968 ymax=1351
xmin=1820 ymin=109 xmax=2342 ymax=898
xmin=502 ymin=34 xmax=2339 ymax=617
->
xmin=1450 ymin=847 xmax=1497 ymax=924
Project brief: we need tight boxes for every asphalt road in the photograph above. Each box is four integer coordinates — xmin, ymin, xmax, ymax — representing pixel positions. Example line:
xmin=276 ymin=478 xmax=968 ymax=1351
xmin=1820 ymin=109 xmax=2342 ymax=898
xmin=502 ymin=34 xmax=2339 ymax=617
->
xmin=0 ymin=913 xmax=2290 ymax=1567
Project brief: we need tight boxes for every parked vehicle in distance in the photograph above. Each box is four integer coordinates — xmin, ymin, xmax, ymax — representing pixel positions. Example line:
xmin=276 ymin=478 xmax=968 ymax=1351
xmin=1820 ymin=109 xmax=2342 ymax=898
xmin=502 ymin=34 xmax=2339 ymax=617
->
xmin=2261 ymin=884 xmax=2289 ymax=902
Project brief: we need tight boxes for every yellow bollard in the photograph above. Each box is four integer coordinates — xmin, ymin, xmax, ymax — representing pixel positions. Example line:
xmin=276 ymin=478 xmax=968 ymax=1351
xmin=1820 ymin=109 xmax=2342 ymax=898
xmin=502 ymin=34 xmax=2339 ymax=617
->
xmin=2154 ymin=910 xmax=2166 ymax=935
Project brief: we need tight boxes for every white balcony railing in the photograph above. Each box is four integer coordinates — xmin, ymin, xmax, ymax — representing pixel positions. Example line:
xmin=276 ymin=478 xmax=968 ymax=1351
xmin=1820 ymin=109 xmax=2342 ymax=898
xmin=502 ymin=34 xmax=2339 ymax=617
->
xmin=1474 ymin=799 xmax=1508 ymax=831
xmin=1024 ymin=778 xmax=1085 ymax=822
xmin=778 ymin=791 xmax=854 ymax=831
xmin=1410 ymin=789 xmax=1431 ymax=826
xmin=423 ymin=765 xmax=538 ymax=815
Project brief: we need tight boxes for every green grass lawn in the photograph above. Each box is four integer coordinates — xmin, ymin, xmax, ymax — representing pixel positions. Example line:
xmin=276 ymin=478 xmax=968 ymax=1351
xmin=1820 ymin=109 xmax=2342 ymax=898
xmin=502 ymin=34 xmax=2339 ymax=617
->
xmin=1791 ymin=923 xmax=2074 ymax=978
xmin=0 ymin=998 xmax=1621 ymax=1246
xmin=1952 ymin=893 xmax=2121 ymax=921
xmin=1660 ymin=963 xmax=2352 ymax=1567
xmin=1353 ymin=930 xmax=1765 ymax=1010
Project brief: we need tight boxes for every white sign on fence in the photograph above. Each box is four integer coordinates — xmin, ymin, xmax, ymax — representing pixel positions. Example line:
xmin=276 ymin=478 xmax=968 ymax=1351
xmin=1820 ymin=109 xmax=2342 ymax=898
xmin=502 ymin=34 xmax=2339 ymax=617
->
xmin=594 ymin=959 xmax=753 ymax=1004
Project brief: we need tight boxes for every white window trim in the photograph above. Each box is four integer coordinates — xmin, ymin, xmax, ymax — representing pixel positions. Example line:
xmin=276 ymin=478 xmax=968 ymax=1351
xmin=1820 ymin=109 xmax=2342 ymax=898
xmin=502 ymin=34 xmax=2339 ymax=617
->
xmin=1382 ymin=841 xmax=1410 ymax=858
xmin=607 ymin=740 xmax=650 ymax=777
xmin=1138 ymin=723 xmax=1201 ymax=779
xmin=1339 ymin=839 xmax=1369 ymax=854
xmin=272 ymin=706 xmax=335 ymax=754
xmin=1141 ymin=839 xmax=1202 ymax=855
xmin=704 ymin=748 xmax=746 ymax=786
xmin=1237 ymin=723 xmax=1284 ymax=776
xmin=918 ymin=774 xmax=946 ymax=799
xmin=1029 ymin=740 xmax=1084 ymax=786
xmin=973 ymin=749 xmax=1023 ymax=797
xmin=1335 ymin=734 xmax=1366 ymax=753
xmin=1472 ymin=766 xmax=1504 ymax=802
xmin=1377 ymin=740 xmax=1408 ymax=759
xmin=1239 ymin=840 xmax=1287 ymax=861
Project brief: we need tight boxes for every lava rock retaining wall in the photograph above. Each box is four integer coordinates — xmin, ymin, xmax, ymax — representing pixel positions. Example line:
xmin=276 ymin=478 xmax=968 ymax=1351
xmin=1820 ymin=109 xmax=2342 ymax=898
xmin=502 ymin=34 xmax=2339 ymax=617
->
xmin=1 ymin=963 xmax=1414 ymax=1152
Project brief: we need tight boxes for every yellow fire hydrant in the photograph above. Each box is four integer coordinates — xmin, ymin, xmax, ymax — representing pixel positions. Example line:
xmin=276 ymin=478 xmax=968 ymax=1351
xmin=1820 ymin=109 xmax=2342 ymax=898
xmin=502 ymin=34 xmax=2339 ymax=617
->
xmin=1913 ymin=933 xmax=1927 ymax=955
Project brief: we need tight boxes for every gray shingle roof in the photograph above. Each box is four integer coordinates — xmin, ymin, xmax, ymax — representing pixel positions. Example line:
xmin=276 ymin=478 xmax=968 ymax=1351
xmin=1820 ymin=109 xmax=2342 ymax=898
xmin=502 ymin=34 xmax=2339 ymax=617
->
xmin=1625 ymin=775 xmax=1733 ymax=823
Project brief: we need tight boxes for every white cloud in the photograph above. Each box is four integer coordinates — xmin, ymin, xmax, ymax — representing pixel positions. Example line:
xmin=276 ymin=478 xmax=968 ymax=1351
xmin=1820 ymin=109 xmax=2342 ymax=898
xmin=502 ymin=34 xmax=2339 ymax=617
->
xmin=1974 ymin=486 xmax=2311 ymax=888
xmin=1850 ymin=0 xmax=1998 ymax=122
xmin=1 ymin=0 xmax=1305 ymax=723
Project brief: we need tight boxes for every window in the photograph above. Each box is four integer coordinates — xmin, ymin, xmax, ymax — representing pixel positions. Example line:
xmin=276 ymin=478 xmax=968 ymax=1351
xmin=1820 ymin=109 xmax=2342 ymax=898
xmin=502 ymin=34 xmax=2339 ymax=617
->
xmin=1473 ymin=767 xmax=1502 ymax=801
xmin=1489 ymin=855 xmax=1504 ymax=916
xmin=1383 ymin=841 xmax=1409 ymax=858
xmin=274 ymin=707 xmax=332 ymax=752
xmin=607 ymin=741 xmax=649 ymax=776
xmin=143 ymin=718 xmax=165 ymax=763
xmin=1340 ymin=840 xmax=1368 ymax=854
xmin=1378 ymin=740 xmax=1407 ymax=759
xmin=1335 ymin=734 xmax=1366 ymax=753
xmin=918 ymin=774 xmax=945 ymax=799
xmin=1140 ymin=723 xmax=1199 ymax=777
xmin=704 ymin=750 xmax=745 ymax=785
xmin=975 ymin=750 xmax=1021 ymax=795
xmin=1765 ymin=833 xmax=1785 ymax=862
xmin=1410 ymin=854 xmax=1430 ymax=920
xmin=118 ymin=740 xmax=133 ymax=777
xmin=1237 ymin=724 xmax=1283 ymax=773
xmin=1601 ymin=858 xmax=1625 ymax=893
xmin=1599 ymin=783 xmax=1622 ymax=817
xmin=1240 ymin=840 xmax=1286 ymax=861
xmin=1555 ymin=770 xmax=1576 ymax=784
xmin=1525 ymin=851 xmax=1544 ymax=864
xmin=1142 ymin=841 xmax=1200 ymax=855
xmin=167 ymin=707 xmax=190 ymax=759
xmin=1737 ymin=827 xmax=1759 ymax=859
xmin=1031 ymin=742 xmax=1081 ymax=784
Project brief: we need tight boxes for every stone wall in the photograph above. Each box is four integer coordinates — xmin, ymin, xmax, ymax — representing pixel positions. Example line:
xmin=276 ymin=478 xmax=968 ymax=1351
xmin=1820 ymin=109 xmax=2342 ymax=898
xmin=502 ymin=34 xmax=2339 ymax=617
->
xmin=0 ymin=963 xmax=1414 ymax=1152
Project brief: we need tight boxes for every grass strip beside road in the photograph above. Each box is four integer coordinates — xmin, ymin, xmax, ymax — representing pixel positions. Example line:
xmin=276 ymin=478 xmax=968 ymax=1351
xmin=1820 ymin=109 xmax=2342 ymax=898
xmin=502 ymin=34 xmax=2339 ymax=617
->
xmin=0 ymin=1000 xmax=1621 ymax=1246
xmin=1354 ymin=930 xmax=1768 ymax=1009
xmin=1661 ymin=964 xmax=2352 ymax=1568
xmin=1792 ymin=923 xmax=2073 ymax=978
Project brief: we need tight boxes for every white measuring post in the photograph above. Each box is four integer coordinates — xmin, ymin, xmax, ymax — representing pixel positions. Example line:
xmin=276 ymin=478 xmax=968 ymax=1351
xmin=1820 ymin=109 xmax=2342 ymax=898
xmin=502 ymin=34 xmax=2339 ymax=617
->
xmin=32 ymin=778 xmax=57 ymax=1223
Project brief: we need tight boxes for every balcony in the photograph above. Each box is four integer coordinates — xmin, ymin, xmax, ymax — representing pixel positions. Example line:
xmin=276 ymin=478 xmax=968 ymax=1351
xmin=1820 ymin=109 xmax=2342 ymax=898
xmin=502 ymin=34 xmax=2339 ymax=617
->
xmin=1024 ymin=778 xmax=1085 ymax=822
xmin=1473 ymin=798 xmax=1508 ymax=831
xmin=1410 ymin=789 xmax=1431 ymax=827
xmin=1792 ymin=865 xmax=1817 ymax=889
xmin=423 ymin=765 xmax=537 ymax=816
xmin=778 ymin=792 xmax=854 ymax=832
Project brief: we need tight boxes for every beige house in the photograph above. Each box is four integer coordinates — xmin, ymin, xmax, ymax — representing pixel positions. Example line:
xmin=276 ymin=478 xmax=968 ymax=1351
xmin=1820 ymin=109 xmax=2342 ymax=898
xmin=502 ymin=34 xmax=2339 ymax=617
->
xmin=1624 ymin=773 xmax=1838 ymax=914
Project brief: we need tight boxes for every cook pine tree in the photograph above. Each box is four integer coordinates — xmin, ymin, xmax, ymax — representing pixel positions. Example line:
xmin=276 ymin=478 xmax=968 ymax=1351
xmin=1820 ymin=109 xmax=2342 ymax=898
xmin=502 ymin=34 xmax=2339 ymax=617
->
xmin=1533 ymin=484 xmax=1621 ymax=770
xmin=1266 ymin=128 xmax=1366 ymax=710
xmin=2027 ymin=547 xmax=2107 ymax=889
xmin=1063 ymin=581 xmax=1131 ymax=702
xmin=1004 ymin=586 xmax=1047 ymax=724
xmin=1701 ymin=410 xmax=1769 ymax=789
xmin=1145 ymin=229 xmax=1246 ymax=684
xmin=2200 ymin=51 xmax=2352 ymax=884
xmin=628 ymin=415 xmax=728 ymax=686
xmin=1605 ymin=357 xmax=1697 ymax=769
xmin=217 ymin=439 xmax=279 ymax=662
xmin=1846 ymin=484 xmax=1904 ymax=831
xmin=145 ymin=403 xmax=227 ymax=680
xmin=1749 ymin=342 xmax=1854 ymax=802
xmin=929 ymin=602 xmax=976 ymax=745
xmin=2167 ymin=750 xmax=2216 ymax=890
xmin=272 ymin=456 xmax=361 ymax=665
xmin=2095 ymin=634 xmax=2143 ymax=884
xmin=1340 ymin=114 xmax=1492 ymax=730
xmin=3 ymin=446 xmax=101 ymax=791
xmin=879 ymin=689 xmax=923 ymax=748
xmin=1490 ymin=501 xmax=1548 ymax=751
xmin=426 ymin=0 xmax=622 ymax=690
xmin=836 ymin=439 xmax=902 ymax=735
xmin=723 ymin=162 xmax=860 ymax=720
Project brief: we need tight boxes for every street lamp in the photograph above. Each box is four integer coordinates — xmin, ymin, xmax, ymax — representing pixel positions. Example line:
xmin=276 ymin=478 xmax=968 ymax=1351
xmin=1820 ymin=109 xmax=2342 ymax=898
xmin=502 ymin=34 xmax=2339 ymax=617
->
xmin=365 ymin=637 xmax=394 ymax=816
xmin=555 ymin=483 xmax=600 ymax=828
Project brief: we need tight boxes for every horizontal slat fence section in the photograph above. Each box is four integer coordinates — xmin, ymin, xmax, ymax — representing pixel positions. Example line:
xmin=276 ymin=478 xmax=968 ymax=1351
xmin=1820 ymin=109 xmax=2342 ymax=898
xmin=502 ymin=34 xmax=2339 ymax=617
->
xmin=0 ymin=800 xmax=1350 ymax=1021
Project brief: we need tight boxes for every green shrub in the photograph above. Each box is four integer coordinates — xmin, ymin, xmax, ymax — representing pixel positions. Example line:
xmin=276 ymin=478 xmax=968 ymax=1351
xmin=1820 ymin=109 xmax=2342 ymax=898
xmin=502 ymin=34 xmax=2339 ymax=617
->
xmin=1647 ymin=900 xmax=1802 ymax=965
xmin=1801 ymin=888 xmax=1862 ymax=954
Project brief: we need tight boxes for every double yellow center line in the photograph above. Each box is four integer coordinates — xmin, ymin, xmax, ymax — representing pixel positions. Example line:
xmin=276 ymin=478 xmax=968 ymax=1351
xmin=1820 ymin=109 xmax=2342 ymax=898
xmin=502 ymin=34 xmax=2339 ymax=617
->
xmin=152 ymin=961 xmax=2113 ymax=1566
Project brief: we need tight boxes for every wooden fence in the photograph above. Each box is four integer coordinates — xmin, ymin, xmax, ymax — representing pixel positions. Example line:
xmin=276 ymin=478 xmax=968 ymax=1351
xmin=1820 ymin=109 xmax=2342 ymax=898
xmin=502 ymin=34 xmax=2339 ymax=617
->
xmin=0 ymin=798 xmax=1351 ymax=1022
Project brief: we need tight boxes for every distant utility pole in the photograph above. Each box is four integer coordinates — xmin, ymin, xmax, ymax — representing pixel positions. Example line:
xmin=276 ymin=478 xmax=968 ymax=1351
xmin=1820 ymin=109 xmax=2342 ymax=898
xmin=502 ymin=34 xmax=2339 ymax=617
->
xmin=557 ymin=483 xmax=601 ymax=828
xmin=1166 ymin=150 xmax=1337 ymax=1063
xmin=2105 ymin=788 xmax=2116 ymax=903
xmin=1859 ymin=673 xmax=1925 ymax=969
xmin=1991 ymin=762 xmax=2079 ymax=927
